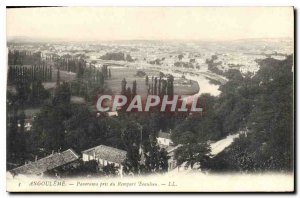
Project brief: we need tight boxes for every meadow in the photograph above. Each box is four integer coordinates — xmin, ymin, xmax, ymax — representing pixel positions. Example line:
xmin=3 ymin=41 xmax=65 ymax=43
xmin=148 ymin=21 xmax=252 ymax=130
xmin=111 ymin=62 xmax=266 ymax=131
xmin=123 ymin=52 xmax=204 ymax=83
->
xmin=106 ymin=66 xmax=199 ymax=96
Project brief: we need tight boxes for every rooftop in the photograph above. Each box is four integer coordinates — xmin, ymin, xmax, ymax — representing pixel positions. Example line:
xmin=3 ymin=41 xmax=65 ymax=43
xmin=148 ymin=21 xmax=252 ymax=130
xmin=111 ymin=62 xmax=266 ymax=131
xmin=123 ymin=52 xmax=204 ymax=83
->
xmin=82 ymin=145 xmax=127 ymax=164
xmin=9 ymin=149 xmax=79 ymax=175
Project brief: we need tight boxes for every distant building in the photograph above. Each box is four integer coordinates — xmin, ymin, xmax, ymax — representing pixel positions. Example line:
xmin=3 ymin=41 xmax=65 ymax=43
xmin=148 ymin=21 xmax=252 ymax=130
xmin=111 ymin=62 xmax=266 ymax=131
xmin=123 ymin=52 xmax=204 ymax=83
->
xmin=107 ymin=111 xmax=118 ymax=117
xmin=24 ymin=118 xmax=33 ymax=131
xmin=157 ymin=130 xmax=173 ymax=146
xmin=9 ymin=149 xmax=79 ymax=176
xmin=165 ymin=145 xmax=182 ymax=171
xmin=82 ymin=145 xmax=127 ymax=175
xmin=158 ymin=144 xmax=181 ymax=171
xmin=156 ymin=130 xmax=180 ymax=171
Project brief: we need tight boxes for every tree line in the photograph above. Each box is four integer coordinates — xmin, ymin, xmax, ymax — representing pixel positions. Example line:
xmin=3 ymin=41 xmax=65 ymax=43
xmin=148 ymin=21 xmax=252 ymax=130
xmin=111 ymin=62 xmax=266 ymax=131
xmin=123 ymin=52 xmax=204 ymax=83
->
xmin=8 ymin=65 xmax=52 ymax=85
xmin=100 ymin=52 xmax=134 ymax=62
xmin=145 ymin=73 xmax=174 ymax=97
xmin=8 ymin=50 xmax=42 ymax=66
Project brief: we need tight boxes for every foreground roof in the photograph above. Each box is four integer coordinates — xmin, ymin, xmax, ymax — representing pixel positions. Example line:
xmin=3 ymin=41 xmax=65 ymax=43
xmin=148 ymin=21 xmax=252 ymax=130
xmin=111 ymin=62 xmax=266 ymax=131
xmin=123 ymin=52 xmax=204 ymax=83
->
xmin=9 ymin=149 xmax=79 ymax=175
xmin=82 ymin=145 xmax=127 ymax=164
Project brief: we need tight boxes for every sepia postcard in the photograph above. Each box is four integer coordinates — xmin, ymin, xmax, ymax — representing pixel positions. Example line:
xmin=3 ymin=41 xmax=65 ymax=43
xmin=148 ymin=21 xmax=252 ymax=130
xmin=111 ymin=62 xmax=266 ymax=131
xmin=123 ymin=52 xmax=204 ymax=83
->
xmin=6 ymin=7 xmax=294 ymax=192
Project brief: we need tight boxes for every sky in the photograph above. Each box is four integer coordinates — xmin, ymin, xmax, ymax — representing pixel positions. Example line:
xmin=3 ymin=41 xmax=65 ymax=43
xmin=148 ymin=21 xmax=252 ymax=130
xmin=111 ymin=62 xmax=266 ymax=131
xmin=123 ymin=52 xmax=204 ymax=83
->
xmin=6 ymin=7 xmax=294 ymax=41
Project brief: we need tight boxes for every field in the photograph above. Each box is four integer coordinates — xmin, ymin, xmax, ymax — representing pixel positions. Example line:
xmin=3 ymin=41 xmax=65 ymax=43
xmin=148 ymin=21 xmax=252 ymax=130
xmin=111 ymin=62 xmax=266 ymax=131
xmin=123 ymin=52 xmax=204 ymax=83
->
xmin=106 ymin=66 xmax=199 ymax=96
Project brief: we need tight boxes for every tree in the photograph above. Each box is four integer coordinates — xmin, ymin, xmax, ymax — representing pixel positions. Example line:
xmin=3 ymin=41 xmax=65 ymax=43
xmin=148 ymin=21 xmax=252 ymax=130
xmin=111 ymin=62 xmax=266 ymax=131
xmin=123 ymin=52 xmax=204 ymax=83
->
xmin=77 ymin=62 xmax=85 ymax=79
xmin=30 ymin=80 xmax=50 ymax=105
xmin=108 ymin=69 xmax=111 ymax=79
xmin=15 ymin=80 xmax=31 ymax=105
xmin=145 ymin=75 xmax=149 ymax=85
xmin=80 ymin=160 xmax=99 ymax=174
xmin=121 ymin=121 xmax=142 ymax=174
xmin=30 ymin=104 xmax=69 ymax=152
xmin=154 ymin=77 xmax=157 ymax=95
xmin=132 ymin=80 xmax=137 ymax=97
xmin=178 ymin=54 xmax=184 ymax=61
xmin=56 ymin=67 xmax=61 ymax=86
xmin=126 ymin=87 xmax=132 ymax=101
xmin=53 ymin=82 xmax=71 ymax=106
xmin=100 ymin=52 xmax=126 ymax=61
xmin=126 ymin=54 xmax=134 ymax=62
xmin=245 ymin=56 xmax=293 ymax=171
xmin=123 ymin=145 xmax=140 ymax=174
xmin=174 ymin=131 xmax=211 ymax=169
xmin=101 ymin=65 xmax=108 ymax=79
xmin=151 ymin=83 xmax=154 ymax=95
xmin=158 ymin=77 xmax=161 ymax=96
xmin=102 ymin=164 xmax=119 ymax=176
xmin=160 ymin=79 xmax=167 ymax=95
xmin=121 ymin=78 xmax=127 ymax=95
xmin=167 ymin=75 xmax=174 ymax=97
xmin=144 ymin=136 xmax=169 ymax=173
xmin=159 ymin=72 xmax=165 ymax=78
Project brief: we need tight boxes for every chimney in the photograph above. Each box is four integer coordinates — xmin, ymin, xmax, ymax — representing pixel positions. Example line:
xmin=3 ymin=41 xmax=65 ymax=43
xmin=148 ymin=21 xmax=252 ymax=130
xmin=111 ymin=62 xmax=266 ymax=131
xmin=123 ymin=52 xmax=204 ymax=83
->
xmin=52 ymin=150 xmax=54 ymax=155
xmin=35 ymin=156 xmax=38 ymax=162
xmin=93 ymin=150 xmax=96 ymax=159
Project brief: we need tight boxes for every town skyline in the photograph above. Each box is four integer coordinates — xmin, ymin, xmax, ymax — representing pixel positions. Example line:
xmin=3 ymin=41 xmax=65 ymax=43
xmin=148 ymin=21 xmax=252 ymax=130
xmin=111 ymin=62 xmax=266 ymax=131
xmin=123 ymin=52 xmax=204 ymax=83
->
xmin=7 ymin=35 xmax=293 ymax=43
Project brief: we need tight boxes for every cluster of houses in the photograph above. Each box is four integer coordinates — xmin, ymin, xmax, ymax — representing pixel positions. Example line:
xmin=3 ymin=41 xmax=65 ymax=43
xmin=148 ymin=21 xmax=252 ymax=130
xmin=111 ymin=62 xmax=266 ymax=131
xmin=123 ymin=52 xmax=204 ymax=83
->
xmin=8 ymin=130 xmax=179 ymax=177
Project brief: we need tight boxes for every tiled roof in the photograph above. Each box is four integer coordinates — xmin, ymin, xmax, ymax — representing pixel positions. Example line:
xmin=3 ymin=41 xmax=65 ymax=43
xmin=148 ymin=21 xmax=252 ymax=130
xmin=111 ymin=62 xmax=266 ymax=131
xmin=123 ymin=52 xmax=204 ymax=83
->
xmin=158 ymin=131 xmax=171 ymax=139
xmin=9 ymin=149 xmax=79 ymax=175
xmin=82 ymin=145 xmax=127 ymax=164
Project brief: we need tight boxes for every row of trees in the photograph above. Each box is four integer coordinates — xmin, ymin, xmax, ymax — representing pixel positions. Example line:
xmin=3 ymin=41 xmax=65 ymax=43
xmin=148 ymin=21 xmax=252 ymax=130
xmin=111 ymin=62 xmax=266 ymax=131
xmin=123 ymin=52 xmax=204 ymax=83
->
xmin=57 ymin=56 xmax=86 ymax=74
xmin=101 ymin=65 xmax=111 ymax=79
xmin=145 ymin=74 xmax=174 ymax=96
xmin=121 ymin=78 xmax=137 ymax=101
xmin=8 ymin=50 xmax=88 ymax=80
xmin=8 ymin=65 xmax=52 ymax=84
xmin=8 ymin=50 xmax=42 ymax=66
xmin=70 ymin=66 xmax=105 ymax=101
xmin=100 ymin=52 xmax=134 ymax=62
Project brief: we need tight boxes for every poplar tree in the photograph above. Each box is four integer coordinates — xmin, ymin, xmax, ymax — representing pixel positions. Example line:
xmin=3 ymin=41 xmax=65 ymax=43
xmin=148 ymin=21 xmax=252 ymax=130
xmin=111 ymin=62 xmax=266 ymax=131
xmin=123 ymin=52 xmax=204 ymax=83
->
xmin=121 ymin=78 xmax=127 ymax=95
xmin=154 ymin=77 xmax=157 ymax=95
xmin=132 ymin=80 xmax=137 ymax=97
xmin=145 ymin=75 xmax=149 ymax=85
